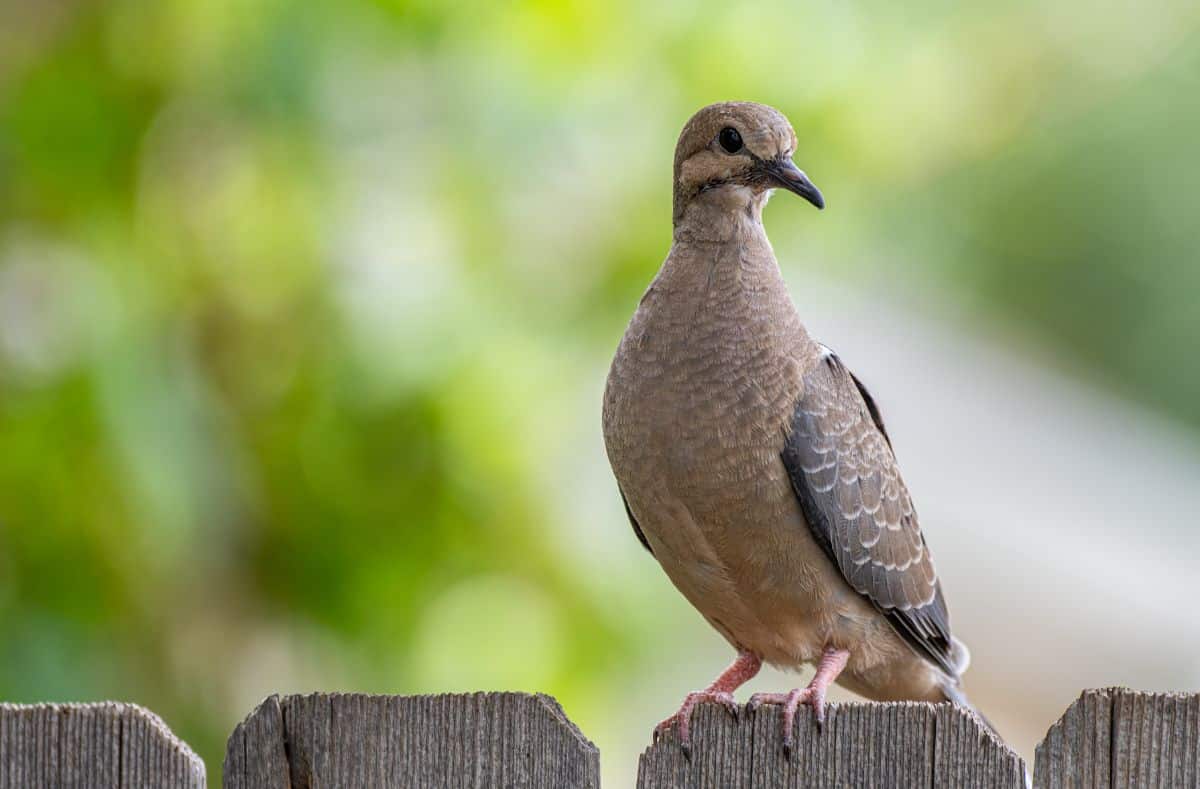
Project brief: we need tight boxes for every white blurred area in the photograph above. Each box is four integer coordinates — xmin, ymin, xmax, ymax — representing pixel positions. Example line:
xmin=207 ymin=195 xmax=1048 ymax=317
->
xmin=562 ymin=273 xmax=1200 ymax=785
xmin=794 ymin=276 xmax=1200 ymax=739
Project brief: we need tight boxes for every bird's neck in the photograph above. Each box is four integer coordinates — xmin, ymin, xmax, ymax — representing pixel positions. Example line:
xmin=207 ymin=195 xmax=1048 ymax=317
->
xmin=672 ymin=188 xmax=770 ymax=245
xmin=656 ymin=192 xmax=806 ymax=335
xmin=645 ymin=194 xmax=818 ymax=373
xmin=666 ymin=192 xmax=781 ymax=291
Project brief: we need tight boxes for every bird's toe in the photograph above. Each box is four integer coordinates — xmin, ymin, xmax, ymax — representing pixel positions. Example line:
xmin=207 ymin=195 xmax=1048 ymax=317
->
xmin=747 ymin=687 xmax=816 ymax=755
xmin=655 ymin=689 xmax=744 ymax=754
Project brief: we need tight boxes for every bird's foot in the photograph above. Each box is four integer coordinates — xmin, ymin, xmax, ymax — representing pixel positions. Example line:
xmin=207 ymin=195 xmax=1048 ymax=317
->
xmin=748 ymin=647 xmax=848 ymax=755
xmin=653 ymin=690 xmax=740 ymax=756
xmin=747 ymin=686 xmax=824 ymax=754
xmin=650 ymin=650 xmax=762 ymax=758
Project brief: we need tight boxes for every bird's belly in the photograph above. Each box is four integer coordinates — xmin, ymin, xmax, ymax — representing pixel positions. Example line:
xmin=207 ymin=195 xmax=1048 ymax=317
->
xmin=626 ymin=452 xmax=879 ymax=670
xmin=605 ymin=324 xmax=885 ymax=671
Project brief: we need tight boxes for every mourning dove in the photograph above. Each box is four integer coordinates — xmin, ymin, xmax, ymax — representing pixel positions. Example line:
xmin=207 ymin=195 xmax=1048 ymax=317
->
xmin=602 ymin=101 xmax=984 ymax=753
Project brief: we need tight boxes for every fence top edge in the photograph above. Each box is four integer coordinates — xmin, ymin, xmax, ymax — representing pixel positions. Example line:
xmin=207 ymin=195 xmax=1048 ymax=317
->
xmin=639 ymin=699 xmax=1023 ymax=758
xmin=271 ymin=690 xmax=566 ymax=704
xmin=0 ymin=700 xmax=206 ymax=775
xmin=638 ymin=698 xmax=1030 ymax=777
xmin=531 ymin=692 xmax=600 ymax=754
xmin=1079 ymin=685 xmax=1198 ymax=702
xmin=935 ymin=699 xmax=1025 ymax=761
xmin=228 ymin=692 xmax=282 ymax=733
xmin=1039 ymin=687 xmax=1200 ymax=739
xmin=245 ymin=691 xmax=599 ymax=753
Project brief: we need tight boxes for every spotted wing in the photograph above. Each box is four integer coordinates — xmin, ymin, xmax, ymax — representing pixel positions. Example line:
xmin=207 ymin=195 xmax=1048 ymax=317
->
xmin=782 ymin=350 xmax=956 ymax=677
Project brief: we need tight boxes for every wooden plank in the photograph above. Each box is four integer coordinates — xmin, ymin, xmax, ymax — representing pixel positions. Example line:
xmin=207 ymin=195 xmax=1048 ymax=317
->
xmin=223 ymin=695 xmax=289 ymax=789
xmin=1035 ymin=687 xmax=1200 ymax=788
xmin=637 ymin=700 xmax=1025 ymax=788
xmin=0 ymin=702 xmax=205 ymax=789
xmin=222 ymin=692 xmax=600 ymax=788
xmin=1034 ymin=687 xmax=1112 ymax=788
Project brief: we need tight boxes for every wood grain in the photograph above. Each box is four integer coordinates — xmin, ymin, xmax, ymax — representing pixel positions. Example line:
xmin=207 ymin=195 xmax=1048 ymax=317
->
xmin=223 ymin=692 xmax=600 ymax=788
xmin=0 ymin=702 xmax=205 ymax=789
xmin=6 ymin=687 xmax=1197 ymax=786
xmin=1035 ymin=687 xmax=1200 ymax=788
xmin=636 ymin=700 xmax=1025 ymax=788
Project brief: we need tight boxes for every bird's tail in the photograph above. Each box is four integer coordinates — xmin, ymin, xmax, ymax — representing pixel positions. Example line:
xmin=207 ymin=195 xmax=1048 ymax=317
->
xmin=939 ymin=679 xmax=1030 ymax=789
xmin=939 ymin=680 xmax=998 ymax=736
xmin=938 ymin=639 xmax=1028 ymax=786
xmin=938 ymin=637 xmax=1000 ymax=737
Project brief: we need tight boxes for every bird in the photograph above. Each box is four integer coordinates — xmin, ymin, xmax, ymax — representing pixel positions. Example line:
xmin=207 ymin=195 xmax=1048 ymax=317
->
xmin=602 ymin=101 xmax=982 ymax=755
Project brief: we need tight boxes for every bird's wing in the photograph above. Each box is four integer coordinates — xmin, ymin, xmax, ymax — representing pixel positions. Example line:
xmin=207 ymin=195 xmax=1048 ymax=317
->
xmin=781 ymin=348 xmax=957 ymax=677
xmin=619 ymin=487 xmax=654 ymax=555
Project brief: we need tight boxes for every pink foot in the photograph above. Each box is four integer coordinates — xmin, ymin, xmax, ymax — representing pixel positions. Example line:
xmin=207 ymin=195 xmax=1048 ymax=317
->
xmin=653 ymin=650 xmax=762 ymax=758
xmin=748 ymin=647 xmax=850 ymax=755
xmin=654 ymin=690 xmax=739 ymax=754
xmin=748 ymin=686 xmax=824 ymax=754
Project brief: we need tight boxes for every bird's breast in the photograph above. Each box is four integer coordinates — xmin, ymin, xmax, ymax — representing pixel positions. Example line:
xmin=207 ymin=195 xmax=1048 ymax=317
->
xmin=601 ymin=248 xmax=871 ymax=667
xmin=604 ymin=276 xmax=811 ymax=496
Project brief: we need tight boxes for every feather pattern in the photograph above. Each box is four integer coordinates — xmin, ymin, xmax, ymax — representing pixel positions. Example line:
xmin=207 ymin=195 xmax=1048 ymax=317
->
xmin=782 ymin=350 xmax=958 ymax=678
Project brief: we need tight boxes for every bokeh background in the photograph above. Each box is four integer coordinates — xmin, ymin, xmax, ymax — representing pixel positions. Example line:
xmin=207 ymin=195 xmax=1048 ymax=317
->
xmin=3 ymin=0 xmax=1200 ymax=784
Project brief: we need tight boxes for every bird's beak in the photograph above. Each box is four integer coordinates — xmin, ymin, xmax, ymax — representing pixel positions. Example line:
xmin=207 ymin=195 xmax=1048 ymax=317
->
xmin=764 ymin=157 xmax=824 ymax=210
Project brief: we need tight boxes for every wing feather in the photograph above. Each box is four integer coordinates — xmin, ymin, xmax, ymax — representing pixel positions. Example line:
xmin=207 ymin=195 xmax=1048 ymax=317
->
xmin=782 ymin=349 xmax=957 ymax=677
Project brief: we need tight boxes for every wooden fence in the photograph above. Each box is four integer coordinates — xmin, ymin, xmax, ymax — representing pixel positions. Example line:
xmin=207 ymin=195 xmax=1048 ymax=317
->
xmin=1 ymin=688 xmax=1197 ymax=787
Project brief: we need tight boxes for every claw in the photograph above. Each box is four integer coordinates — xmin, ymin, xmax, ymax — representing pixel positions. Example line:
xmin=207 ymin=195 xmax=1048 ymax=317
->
xmin=812 ymin=690 xmax=827 ymax=731
xmin=746 ymin=647 xmax=850 ymax=751
xmin=650 ymin=651 xmax=763 ymax=756
xmin=656 ymin=690 xmax=741 ymax=751
xmin=711 ymin=690 xmax=740 ymax=719
xmin=749 ymin=688 xmax=814 ymax=755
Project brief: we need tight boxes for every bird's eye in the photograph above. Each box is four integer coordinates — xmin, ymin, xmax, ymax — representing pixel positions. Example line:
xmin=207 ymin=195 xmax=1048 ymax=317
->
xmin=718 ymin=127 xmax=743 ymax=154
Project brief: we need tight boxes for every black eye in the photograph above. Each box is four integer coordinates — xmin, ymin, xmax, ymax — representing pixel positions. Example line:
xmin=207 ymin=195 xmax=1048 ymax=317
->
xmin=718 ymin=127 xmax=743 ymax=154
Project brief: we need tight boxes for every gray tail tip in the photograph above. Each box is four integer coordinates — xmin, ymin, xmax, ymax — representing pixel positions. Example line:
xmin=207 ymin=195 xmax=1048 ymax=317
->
xmin=941 ymin=681 xmax=1001 ymax=739
xmin=941 ymin=684 xmax=1029 ymax=787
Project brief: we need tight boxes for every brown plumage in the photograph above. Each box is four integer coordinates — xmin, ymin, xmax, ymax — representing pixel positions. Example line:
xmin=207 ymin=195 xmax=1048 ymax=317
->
xmin=602 ymin=101 xmax=980 ymax=752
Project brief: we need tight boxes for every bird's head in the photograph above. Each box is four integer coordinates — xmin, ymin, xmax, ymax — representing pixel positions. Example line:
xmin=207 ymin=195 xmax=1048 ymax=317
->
xmin=672 ymin=101 xmax=823 ymax=225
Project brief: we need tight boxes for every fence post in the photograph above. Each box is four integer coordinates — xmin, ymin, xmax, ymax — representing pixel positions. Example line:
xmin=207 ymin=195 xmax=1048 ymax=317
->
xmin=223 ymin=692 xmax=600 ymax=789
xmin=636 ymin=700 xmax=1025 ymax=788
xmin=0 ymin=702 xmax=205 ymax=789
xmin=1034 ymin=687 xmax=1200 ymax=788
xmin=6 ymin=687 xmax=1198 ymax=785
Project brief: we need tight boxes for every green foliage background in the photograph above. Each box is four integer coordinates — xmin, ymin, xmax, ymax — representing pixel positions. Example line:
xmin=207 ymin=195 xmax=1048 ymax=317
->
xmin=2 ymin=0 xmax=1198 ymax=781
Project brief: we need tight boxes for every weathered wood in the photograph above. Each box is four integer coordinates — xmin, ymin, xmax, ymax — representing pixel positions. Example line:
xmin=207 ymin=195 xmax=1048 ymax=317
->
xmin=636 ymin=700 xmax=1025 ymax=788
xmin=1034 ymin=687 xmax=1200 ymax=788
xmin=224 ymin=695 xmax=288 ymax=789
xmin=223 ymin=692 xmax=600 ymax=789
xmin=0 ymin=702 xmax=205 ymax=789
xmin=9 ymin=687 xmax=1200 ymax=786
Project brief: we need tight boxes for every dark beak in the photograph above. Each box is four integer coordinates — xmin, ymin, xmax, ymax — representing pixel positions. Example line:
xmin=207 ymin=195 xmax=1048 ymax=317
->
xmin=764 ymin=158 xmax=824 ymax=209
